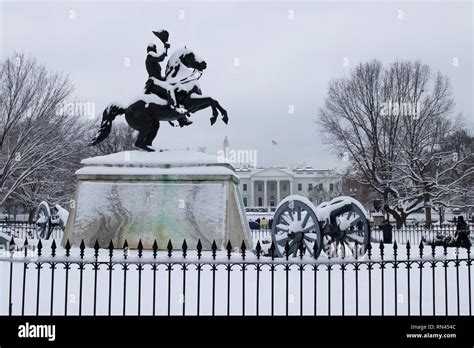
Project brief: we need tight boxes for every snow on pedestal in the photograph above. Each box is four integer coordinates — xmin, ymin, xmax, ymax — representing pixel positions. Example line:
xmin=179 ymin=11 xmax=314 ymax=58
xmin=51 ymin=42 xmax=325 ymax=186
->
xmin=62 ymin=150 xmax=252 ymax=250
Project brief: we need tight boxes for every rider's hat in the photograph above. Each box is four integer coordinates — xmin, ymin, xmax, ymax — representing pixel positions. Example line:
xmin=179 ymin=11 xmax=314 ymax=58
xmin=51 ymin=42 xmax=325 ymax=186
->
xmin=153 ymin=30 xmax=169 ymax=44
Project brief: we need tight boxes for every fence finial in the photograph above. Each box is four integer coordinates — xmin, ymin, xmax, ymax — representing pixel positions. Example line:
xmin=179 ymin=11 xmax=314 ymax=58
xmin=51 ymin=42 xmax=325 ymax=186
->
xmin=108 ymin=240 xmax=114 ymax=258
xmin=255 ymin=240 xmax=262 ymax=259
xmin=37 ymin=239 xmax=42 ymax=257
xmin=226 ymin=240 xmax=232 ymax=260
xmin=211 ymin=240 xmax=217 ymax=260
xmin=270 ymin=241 xmax=276 ymax=261
xmin=51 ymin=240 xmax=57 ymax=257
xmin=167 ymin=239 xmax=173 ymax=257
xmin=80 ymin=240 xmax=85 ymax=259
xmin=312 ymin=241 xmax=318 ymax=259
xmin=241 ymin=241 xmax=247 ymax=260
xmin=284 ymin=240 xmax=290 ymax=260
xmin=94 ymin=240 xmax=100 ymax=258
xmin=419 ymin=240 xmax=424 ymax=257
xmin=182 ymin=239 xmax=188 ymax=258
xmin=65 ymin=240 xmax=71 ymax=257
xmin=196 ymin=239 xmax=202 ymax=259
xmin=152 ymin=239 xmax=158 ymax=259
xmin=137 ymin=239 xmax=143 ymax=258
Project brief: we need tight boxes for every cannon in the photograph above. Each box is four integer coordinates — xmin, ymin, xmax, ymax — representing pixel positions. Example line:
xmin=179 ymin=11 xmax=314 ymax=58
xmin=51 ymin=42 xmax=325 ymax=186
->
xmin=34 ymin=201 xmax=69 ymax=240
xmin=269 ymin=195 xmax=370 ymax=258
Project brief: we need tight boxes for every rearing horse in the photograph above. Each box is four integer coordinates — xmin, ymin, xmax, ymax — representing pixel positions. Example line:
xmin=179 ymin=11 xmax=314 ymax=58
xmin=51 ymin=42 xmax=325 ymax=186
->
xmin=90 ymin=47 xmax=228 ymax=152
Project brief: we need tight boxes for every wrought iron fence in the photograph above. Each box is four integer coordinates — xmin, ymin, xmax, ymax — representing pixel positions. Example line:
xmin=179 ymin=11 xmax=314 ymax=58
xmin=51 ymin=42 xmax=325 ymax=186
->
xmin=0 ymin=222 xmax=63 ymax=240
xmin=0 ymin=236 xmax=472 ymax=316
xmin=250 ymin=227 xmax=472 ymax=246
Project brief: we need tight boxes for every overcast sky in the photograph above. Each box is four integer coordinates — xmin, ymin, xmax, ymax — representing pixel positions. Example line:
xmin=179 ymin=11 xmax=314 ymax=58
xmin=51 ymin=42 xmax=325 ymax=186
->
xmin=1 ymin=0 xmax=473 ymax=169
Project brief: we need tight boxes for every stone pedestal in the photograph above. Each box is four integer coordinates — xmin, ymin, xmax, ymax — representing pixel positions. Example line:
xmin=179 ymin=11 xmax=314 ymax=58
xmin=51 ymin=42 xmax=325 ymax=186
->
xmin=62 ymin=150 xmax=252 ymax=250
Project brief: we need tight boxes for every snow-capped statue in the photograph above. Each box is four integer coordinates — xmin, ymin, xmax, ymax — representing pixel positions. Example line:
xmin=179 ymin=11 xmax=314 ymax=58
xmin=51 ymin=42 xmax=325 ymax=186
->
xmin=89 ymin=30 xmax=228 ymax=152
xmin=144 ymin=30 xmax=192 ymax=128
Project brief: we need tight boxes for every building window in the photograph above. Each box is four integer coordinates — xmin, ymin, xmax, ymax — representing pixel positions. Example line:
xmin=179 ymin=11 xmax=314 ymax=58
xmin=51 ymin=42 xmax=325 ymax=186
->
xmin=258 ymin=197 xmax=263 ymax=206
xmin=298 ymin=183 xmax=302 ymax=191
xmin=258 ymin=183 xmax=262 ymax=192
xmin=319 ymin=183 xmax=323 ymax=191
xmin=308 ymin=183 xmax=313 ymax=191
xmin=243 ymin=184 xmax=247 ymax=192
xmin=243 ymin=197 xmax=247 ymax=206
xmin=270 ymin=182 xmax=275 ymax=190
xmin=282 ymin=182 xmax=287 ymax=191
xmin=329 ymin=183 xmax=334 ymax=191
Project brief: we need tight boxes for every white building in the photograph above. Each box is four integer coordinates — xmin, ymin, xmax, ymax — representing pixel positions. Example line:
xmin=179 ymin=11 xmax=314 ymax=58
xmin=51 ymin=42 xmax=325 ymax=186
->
xmin=236 ymin=166 xmax=342 ymax=209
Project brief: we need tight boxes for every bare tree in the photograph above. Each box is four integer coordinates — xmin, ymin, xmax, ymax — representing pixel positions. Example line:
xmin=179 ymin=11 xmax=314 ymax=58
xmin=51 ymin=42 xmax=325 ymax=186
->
xmin=318 ymin=60 xmax=471 ymax=228
xmin=0 ymin=53 xmax=94 ymax=213
xmin=88 ymin=122 xmax=136 ymax=156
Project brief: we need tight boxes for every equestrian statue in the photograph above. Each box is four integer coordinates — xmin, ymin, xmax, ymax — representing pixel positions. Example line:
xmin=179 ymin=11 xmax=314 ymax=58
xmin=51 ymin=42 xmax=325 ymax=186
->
xmin=89 ymin=30 xmax=228 ymax=152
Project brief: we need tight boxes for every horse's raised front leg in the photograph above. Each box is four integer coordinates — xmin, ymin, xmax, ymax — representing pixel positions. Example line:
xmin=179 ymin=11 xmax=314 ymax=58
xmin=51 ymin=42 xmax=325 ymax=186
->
xmin=213 ymin=100 xmax=228 ymax=124
xmin=182 ymin=96 xmax=220 ymax=125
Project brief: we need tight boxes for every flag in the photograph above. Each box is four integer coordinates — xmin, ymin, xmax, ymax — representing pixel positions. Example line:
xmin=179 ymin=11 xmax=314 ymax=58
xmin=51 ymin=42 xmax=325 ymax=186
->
xmin=272 ymin=140 xmax=278 ymax=145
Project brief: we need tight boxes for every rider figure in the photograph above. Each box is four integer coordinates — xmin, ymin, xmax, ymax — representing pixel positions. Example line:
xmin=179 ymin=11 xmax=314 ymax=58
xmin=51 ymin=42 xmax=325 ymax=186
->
xmin=144 ymin=31 xmax=192 ymax=127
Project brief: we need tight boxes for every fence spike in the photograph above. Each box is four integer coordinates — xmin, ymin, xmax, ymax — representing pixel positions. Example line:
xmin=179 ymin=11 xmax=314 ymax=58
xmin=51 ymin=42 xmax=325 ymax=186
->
xmin=299 ymin=241 xmax=305 ymax=259
xmin=419 ymin=240 xmax=424 ymax=257
xmin=65 ymin=240 xmax=71 ymax=257
xmin=379 ymin=240 xmax=384 ymax=259
xmin=37 ymin=239 xmax=42 ymax=257
xmin=9 ymin=236 xmax=15 ymax=254
xmin=226 ymin=240 xmax=232 ymax=260
xmin=137 ymin=239 xmax=143 ymax=258
xmin=367 ymin=241 xmax=372 ymax=259
xmin=80 ymin=240 xmax=85 ymax=258
xmin=393 ymin=240 xmax=397 ymax=259
xmin=406 ymin=240 xmax=411 ymax=259
xmin=431 ymin=242 xmax=436 ymax=258
xmin=94 ymin=240 xmax=100 ymax=258
xmin=313 ymin=241 xmax=319 ymax=259
xmin=241 ymin=241 xmax=247 ymax=260
xmin=284 ymin=240 xmax=290 ymax=260
xmin=211 ymin=240 xmax=217 ymax=260
xmin=108 ymin=240 xmax=114 ymax=258
xmin=51 ymin=240 xmax=57 ymax=257
xmin=167 ymin=239 xmax=173 ymax=257
xmin=182 ymin=239 xmax=188 ymax=258
xmin=255 ymin=240 xmax=262 ymax=259
xmin=270 ymin=241 xmax=276 ymax=261
xmin=152 ymin=239 xmax=158 ymax=258
xmin=196 ymin=239 xmax=202 ymax=259
xmin=443 ymin=238 xmax=448 ymax=256
xmin=24 ymin=237 xmax=28 ymax=247
xmin=123 ymin=240 xmax=129 ymax=259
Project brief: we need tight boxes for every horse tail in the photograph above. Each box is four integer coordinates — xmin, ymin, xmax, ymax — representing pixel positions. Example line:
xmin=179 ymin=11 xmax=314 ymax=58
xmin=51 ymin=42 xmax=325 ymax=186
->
xmin=89 ymin=104 xmax=126 ymax=146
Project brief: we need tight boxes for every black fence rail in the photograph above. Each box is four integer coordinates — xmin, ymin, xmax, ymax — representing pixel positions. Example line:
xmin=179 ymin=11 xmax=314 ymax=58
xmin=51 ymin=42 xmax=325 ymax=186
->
xmin=1 ymin=237 xmax=472 ymax=316
xmin=250 ymin=228 xmax=472 ymax=246
xmin=0 ymin=222 xmax=63 ymax=240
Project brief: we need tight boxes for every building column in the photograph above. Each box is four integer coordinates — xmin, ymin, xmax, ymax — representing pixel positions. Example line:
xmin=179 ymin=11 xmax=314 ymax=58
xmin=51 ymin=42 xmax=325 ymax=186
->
xmin=276 ymin=180 xmax=281 ymax=204
xmin=249 ymin=179 xmax=254 ymax=207
xmin=263 ymin=180 xmax=267 ymax=208
xmin=289 ymin=180 xmax=293 ymax=196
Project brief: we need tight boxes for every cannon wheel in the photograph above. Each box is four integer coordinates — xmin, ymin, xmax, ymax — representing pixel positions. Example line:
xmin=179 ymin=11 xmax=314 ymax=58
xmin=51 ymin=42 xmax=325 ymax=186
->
xmin=271 ymin=197 xmax=323 ymax=258
xmin=322 ymin=197 xmax=370 ymax=257
xmin=35 ymin=201 xmax=52 ymax=240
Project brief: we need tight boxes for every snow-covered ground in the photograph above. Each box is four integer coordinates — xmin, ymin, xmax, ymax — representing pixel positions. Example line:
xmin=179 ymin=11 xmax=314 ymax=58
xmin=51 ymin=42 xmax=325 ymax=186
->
xmin=0 ymin=238 xmax=471 ymax=316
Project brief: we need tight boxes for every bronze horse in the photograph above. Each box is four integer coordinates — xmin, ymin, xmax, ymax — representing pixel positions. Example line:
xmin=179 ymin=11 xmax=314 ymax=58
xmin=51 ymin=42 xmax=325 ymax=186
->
xmin=90 ymin=48 xmax=228 ymax=152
